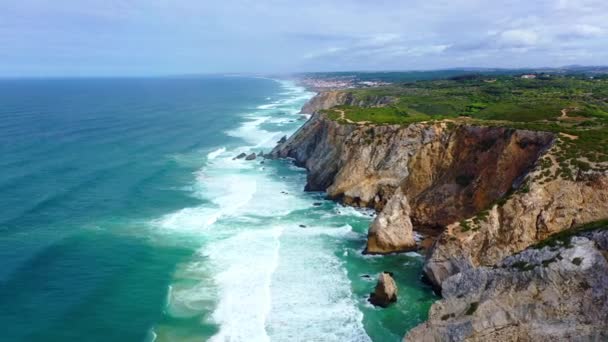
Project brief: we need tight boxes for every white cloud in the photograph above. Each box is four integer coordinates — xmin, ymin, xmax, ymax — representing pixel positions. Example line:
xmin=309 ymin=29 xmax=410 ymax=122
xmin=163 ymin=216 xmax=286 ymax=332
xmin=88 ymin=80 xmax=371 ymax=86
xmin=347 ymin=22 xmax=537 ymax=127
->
xmin=570 ymin=24 xmax=604 ymax=38
xmin=498 ymin=29 xmax=539 ymax=47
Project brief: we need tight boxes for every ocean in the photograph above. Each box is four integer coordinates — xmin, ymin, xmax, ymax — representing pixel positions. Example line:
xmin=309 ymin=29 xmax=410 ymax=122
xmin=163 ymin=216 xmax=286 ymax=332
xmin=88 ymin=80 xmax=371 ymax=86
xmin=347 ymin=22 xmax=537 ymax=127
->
xmin=0 ymin=76 xmax=436 ymax=341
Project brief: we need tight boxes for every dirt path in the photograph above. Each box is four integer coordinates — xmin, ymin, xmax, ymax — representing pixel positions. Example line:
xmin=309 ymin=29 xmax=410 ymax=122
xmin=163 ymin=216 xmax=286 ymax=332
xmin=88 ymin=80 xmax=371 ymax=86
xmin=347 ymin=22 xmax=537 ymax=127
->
xmin=560 ymin=132 xmax=579 ymax=140
xmin=334 ymin=109 xmax=370 ymax=125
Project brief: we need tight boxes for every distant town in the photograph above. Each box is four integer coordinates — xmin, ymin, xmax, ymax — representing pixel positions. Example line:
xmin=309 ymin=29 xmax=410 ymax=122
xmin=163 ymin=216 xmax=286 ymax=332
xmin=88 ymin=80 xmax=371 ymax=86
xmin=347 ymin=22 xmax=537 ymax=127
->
xmin=297 ymin=76 xmax=390 ymax=91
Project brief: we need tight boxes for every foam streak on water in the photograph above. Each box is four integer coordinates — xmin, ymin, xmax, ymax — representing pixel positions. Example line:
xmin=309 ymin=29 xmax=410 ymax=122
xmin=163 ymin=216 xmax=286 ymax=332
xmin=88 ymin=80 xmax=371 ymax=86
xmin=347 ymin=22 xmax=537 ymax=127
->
xmin=152 ymin=80 xmax=371 ymax=341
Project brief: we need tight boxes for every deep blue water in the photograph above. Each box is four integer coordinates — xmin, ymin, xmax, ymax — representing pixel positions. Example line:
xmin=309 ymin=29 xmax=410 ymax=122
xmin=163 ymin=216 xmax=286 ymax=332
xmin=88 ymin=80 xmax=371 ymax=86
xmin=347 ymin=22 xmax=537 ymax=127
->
xmin=0 ymin=77 xmax=435 ymax=342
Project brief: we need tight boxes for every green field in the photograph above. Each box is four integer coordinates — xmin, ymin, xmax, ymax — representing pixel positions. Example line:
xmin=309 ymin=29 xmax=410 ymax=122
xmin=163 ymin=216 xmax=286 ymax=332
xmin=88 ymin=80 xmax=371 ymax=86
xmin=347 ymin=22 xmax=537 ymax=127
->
xmin=321 ymin=75 xmax=608 ymax=171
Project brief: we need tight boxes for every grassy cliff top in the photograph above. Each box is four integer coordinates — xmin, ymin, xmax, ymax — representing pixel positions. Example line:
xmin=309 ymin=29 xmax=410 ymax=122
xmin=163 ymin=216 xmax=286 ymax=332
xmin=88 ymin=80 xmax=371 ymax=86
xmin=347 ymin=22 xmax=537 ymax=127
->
xmin=321 ymin=75 xmax=608 ymax=167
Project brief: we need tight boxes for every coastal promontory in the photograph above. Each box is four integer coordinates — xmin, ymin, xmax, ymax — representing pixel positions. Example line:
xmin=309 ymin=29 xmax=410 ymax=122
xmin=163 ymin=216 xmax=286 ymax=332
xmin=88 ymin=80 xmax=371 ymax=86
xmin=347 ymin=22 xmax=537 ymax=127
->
xmin=273 ymin=75 xmax=608 ymax=341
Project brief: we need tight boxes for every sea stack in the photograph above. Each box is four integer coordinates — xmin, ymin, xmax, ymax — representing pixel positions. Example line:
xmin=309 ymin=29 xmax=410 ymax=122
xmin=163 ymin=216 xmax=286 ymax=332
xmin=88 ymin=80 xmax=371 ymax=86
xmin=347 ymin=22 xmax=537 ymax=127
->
xmin=369 ymin=272 xmax=398 ymax=307
xmin=366 ymin=187 xmax=417 ymax=254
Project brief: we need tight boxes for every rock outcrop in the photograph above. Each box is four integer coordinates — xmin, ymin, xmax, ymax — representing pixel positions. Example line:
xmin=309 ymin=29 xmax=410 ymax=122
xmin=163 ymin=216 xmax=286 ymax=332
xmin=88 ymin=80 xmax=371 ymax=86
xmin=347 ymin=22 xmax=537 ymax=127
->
xmin=406 ymin=229 xmax=608 ymax=341
xmin=369 ymin=272 xmax=398 ymax=307
xmin=366 ymin=186 xmax=416 ymax=254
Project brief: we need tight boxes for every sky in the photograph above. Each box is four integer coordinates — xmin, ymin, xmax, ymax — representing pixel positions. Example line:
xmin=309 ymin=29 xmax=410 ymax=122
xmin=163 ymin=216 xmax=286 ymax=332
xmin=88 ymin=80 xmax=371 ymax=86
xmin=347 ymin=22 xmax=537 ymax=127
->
xmin=1 ymin=0 xmax=607 ymax=77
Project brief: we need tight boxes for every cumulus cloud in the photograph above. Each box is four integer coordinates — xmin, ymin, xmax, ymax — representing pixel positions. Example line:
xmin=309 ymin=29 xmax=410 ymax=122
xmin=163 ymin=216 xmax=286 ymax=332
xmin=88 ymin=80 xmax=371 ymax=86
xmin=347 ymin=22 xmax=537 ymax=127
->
xmin=498 ymin=29 xmax=539 ymax=47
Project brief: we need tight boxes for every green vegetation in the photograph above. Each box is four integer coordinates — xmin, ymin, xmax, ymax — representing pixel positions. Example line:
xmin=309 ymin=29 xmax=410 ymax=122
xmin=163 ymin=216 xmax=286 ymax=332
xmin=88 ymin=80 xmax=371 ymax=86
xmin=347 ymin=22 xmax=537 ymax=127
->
xmin=465 ymin=302 xmax=479 ymax=315
xmin=460 ymin=220 xmax=472 ymax=232
xmin=542 ymin=255 xmax=560 ymax=267
xmin=441 ymin=313 xmax=456 ymax=320
xmin=511 ymin=260 xmax=536 ymax=271
xmin=455 ymin=174 xmax=475 ymax=187
xmin=572 ymin=257 xmax=583 ymax=266
xmin=532 ymin=219 xmax=608 ymax=250
xmin=322 ymin=75 xmax=608 ymax=173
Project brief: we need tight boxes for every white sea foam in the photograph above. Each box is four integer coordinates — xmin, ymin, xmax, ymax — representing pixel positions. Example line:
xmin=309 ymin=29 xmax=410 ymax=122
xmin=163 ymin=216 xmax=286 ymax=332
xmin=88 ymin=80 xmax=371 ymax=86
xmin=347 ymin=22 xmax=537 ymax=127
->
xmin=207 ymin=147 xmax=226 ymax=160
xmin=257 ymin=103 xmax=278 ymax=109
xmin=266 ymin=225 xmax=371 ymax=342
xmin=333 ymin=205 xmax=376 ymax=218
xmin=207 ymin=227 xmax=283 ymax=342
xmin=152 ymin=79 xmax=370 ymax=341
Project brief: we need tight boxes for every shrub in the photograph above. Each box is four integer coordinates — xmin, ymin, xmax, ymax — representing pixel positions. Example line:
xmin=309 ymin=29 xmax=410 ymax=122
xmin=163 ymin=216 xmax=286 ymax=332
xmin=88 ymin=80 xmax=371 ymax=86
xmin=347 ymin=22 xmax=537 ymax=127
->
xmin=465 ymin=302 xmax=479 ymax=315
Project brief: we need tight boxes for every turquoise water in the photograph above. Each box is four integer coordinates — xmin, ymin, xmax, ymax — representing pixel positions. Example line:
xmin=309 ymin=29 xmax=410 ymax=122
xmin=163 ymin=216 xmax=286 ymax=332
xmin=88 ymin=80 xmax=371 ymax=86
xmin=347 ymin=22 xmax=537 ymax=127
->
xmin=0 ymin=76 xmax=436 ymax=341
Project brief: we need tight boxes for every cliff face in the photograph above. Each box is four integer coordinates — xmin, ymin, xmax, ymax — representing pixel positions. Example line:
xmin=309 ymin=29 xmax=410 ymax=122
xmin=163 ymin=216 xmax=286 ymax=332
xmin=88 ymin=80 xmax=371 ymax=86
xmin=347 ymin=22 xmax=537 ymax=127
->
xmin=424 ymin=144 xmax=608 ymax=288
xmin=271 ymin=113 xmax=564 ymax=255
xmin=274 ymin=107 xmax=608 ymax=276
xmin=299 ymin=91 xmax=395 ymax=114
xmin=406 ymin=229 xmax=608 ymax=342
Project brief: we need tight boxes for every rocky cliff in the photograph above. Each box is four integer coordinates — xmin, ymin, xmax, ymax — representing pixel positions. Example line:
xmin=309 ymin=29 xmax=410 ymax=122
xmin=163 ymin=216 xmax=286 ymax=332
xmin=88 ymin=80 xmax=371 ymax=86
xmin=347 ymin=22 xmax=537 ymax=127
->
xmin=273 ymin=92 xmax=608 ymax=341
xmin=424 ymin=142 xmax=608 ymax=288
xmin=406 ymin=229 xmax=608 ymax=341
xmin=273 ymin=105 xmax=608 ymax=268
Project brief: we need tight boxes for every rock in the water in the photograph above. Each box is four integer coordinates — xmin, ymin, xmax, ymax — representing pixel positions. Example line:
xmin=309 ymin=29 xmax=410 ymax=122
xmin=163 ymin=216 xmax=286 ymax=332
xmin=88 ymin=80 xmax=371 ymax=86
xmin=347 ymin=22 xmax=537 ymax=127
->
xmin=369 ymin=272 xmax=398 ymax=307
xmin=366 ymin=187 xmax=416 ymax=254
xmin=313 ymin=202 xmax=323 ymax=206
xmin=233 ymin=152 xmax=247 ymax=160
xmin=245 ymin=153 xmax=256 ymax=161
xmin=299 ymin=224 xmax=307 ymax=228
xmin=277 ymin=135 xmax=288 ymax=144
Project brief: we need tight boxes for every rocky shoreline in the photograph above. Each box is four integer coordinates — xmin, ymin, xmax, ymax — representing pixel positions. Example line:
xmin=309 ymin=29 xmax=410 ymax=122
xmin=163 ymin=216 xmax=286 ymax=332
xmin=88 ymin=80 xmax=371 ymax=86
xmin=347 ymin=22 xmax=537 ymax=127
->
xmin=270 ymin=91 xmax=608 ymax=341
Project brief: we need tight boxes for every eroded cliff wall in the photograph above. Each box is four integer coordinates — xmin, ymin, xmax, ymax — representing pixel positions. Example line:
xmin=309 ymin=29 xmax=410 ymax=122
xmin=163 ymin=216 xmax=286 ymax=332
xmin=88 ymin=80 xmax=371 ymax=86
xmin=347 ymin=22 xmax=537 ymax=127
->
xmin=424 ymin=142 xmax=608 ymax=287
xmin=272 ymin=110 xmax=608 ymax=282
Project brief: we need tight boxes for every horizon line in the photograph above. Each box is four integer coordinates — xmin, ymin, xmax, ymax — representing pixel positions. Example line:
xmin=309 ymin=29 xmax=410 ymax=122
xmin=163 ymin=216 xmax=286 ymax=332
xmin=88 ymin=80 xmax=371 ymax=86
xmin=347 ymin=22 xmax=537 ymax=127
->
xmin=1 ymin=65 xmax=607 ymax=80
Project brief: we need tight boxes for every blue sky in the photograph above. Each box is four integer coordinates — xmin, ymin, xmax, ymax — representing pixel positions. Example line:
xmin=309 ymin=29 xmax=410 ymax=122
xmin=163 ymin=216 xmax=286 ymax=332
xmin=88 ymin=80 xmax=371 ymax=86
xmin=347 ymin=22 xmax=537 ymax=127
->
xmin=1 ymin=0 xmax=607 ymax=76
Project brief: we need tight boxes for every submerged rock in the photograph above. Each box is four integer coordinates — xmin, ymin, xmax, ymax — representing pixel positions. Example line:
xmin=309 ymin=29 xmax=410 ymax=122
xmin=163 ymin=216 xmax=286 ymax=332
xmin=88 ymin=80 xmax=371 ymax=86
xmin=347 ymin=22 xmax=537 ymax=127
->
xmin=245 ymin=153 xmax=256 ymax=161
xmin=233 ymin=152 xmax=247 ymax=160
xmin=369 ymin=272 xmax=398 ymax=307
xmin=277 ymin=135 xmax=287 ymax=144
